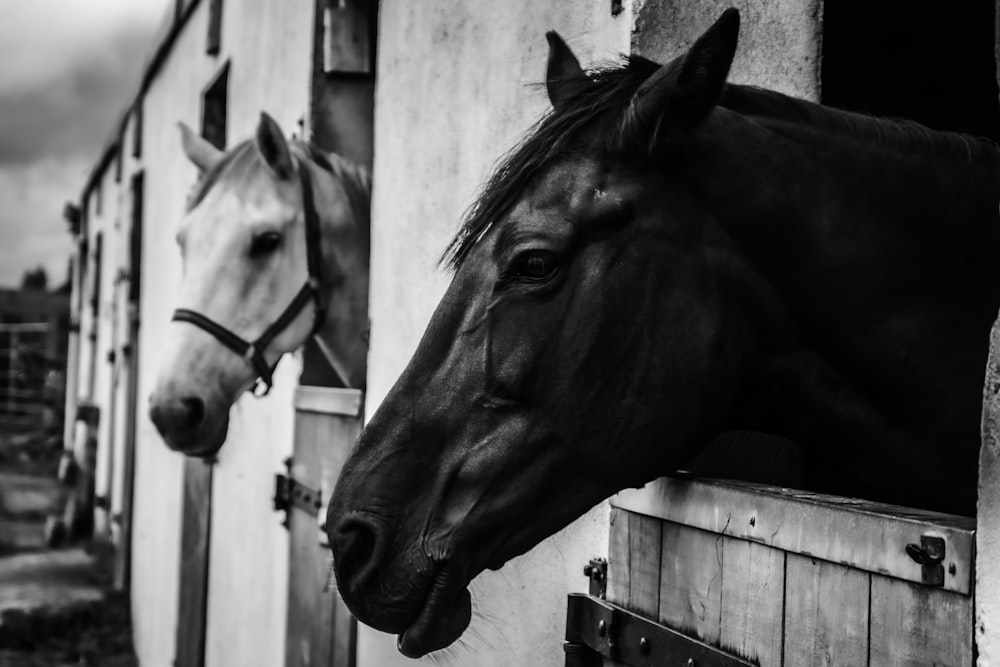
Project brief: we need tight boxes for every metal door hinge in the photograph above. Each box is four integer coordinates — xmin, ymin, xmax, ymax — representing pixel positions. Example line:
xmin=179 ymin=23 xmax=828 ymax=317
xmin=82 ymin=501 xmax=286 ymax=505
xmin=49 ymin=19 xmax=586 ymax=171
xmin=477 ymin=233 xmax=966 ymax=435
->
xmin=273 ymin=457 xmax=322 ymax=529
xmin=583 ymin=557 xmax=607 ymax=599
xmin=565 ymin=594 xmax=754 ymax=667
xmin=906 ymin=534 xmax=946 ymax=587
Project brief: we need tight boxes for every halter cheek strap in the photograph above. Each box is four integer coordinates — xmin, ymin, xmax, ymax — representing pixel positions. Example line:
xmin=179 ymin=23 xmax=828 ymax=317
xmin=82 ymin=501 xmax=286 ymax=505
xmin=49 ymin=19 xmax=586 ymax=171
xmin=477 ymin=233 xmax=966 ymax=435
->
xmin=171 ymin=157 xmax=326 ymax=397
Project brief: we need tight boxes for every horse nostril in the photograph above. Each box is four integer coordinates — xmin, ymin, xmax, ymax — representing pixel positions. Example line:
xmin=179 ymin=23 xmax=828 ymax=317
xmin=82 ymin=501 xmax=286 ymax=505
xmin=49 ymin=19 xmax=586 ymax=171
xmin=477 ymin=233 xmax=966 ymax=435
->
xmin=331 ymin=515 xmax=383 ymax=591
xmin=181 ymin=396 xmax=205 ymax=428
xmin=149 ymin=394 xmax=207 ymax=437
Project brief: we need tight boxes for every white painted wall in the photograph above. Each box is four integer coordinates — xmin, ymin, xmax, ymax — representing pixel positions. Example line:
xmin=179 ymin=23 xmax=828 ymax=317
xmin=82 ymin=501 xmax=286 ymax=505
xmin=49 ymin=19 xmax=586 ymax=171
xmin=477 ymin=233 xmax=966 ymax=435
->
xmin=92 ymin=161 xmax=122 ymax=539
xmin=364 ymin=3 xmax=633 ymax=665
xmin=979 ymin=319 xmax=1000 ymax=666
xmin=109 ymin=112 xmax=138 ymax=553
xmin=129 ymin=2 xmax=313 ymax=665
xmin=74 ymin=196 xmax=98 ymax=415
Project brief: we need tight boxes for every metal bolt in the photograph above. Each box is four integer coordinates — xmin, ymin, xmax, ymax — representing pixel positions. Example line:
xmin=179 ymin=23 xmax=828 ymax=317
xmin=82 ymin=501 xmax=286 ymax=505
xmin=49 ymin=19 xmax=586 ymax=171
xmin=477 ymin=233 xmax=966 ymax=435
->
xmin=597 ymin=620 xmax=606 ymax=637
xmin=639 ymin=637 xmax=649 ymax=655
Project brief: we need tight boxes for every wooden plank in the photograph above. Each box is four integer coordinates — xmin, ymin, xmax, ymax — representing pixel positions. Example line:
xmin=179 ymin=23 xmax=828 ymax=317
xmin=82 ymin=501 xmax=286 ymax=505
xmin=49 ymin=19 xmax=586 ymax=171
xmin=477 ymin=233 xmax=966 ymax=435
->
xmin=286 ymin=410 xmax=333 ymax=667
xmin=113 ymin=318 xmax=139 ymax=592
xmin=606 ymin=508 xmax=629 ymax=607
xmin=293 ymin=386 xmax=362 ymax=417
xmin=626 ymin=513 xmax=662 ymax=617
xmin=658 ymin=521 xmax=723 ymax=644
xmin=174 ymin=458 xmax=213 ymax=667
xmin=870 ymin=574 xmax=973 ymax=666
xmin=319 ymin=409 xmax=361 ymax=667
xmin=286 ymin=405 xmax=361 ymax=667
xmin=782 ymin=554 xmax=869 ymax=666
xmin=607 ymin=509 xmax=663 ymax=616
xmin=719 ymin=538 xmax=785 ymax=667
xmin=613 ymin=476 xmax=975 ymax=594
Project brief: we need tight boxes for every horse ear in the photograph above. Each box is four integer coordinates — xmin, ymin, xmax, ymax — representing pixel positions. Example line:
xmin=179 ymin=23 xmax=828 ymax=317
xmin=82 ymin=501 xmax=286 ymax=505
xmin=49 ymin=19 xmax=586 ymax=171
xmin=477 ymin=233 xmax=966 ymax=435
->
xmin=255 ymin=112 xmax=295 ymax=180
xmin=178 ymin=122 xmax=224 ymax=173
xmin=546 ymin=31 xmax=586 ymax=111
xmin=622 ymin=8 xmax=740 ymax=143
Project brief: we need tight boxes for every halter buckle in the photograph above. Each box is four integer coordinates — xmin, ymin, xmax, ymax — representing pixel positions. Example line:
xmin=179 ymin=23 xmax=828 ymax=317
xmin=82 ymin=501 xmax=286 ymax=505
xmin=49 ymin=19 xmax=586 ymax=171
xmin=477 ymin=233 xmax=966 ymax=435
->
xmin=251 ymin=378 xmax=272 ymax=398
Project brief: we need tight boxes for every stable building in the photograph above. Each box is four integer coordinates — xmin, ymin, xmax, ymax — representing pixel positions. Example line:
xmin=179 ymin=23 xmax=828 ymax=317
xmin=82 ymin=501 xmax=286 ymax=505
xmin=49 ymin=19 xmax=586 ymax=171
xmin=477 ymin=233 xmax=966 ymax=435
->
xmin=65 ymin=1 xmax=1000 ymax=666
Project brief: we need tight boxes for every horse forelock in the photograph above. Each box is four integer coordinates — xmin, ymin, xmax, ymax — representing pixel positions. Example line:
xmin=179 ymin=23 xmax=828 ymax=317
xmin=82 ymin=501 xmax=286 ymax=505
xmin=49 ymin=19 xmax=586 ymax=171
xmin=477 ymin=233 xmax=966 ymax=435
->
xmin=443 ymin=56 xmax=660 ymax=271
xmin=184 ymin=139 xmax=259 ymax=212
xmin=185 ymin=137 xmax=371 ymax=228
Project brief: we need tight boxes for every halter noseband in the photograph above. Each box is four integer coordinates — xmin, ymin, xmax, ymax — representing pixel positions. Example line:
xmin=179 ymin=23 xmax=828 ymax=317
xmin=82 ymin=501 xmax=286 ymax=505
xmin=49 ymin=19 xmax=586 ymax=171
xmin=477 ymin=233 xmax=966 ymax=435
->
xmin=171 ymin=158 xmax=326 ymax=397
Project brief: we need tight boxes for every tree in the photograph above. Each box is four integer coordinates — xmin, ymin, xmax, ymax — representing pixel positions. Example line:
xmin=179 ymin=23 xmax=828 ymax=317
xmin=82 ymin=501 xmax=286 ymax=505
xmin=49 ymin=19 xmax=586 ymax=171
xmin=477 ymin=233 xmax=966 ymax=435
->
xmin=20 ymin=266 xmax=48 ymax=291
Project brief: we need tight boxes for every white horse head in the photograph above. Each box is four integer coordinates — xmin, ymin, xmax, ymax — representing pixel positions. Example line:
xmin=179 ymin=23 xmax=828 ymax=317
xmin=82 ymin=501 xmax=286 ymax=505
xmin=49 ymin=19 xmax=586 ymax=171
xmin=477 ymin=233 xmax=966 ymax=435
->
xmin=149 ymin=112 xmax=370 ymax=457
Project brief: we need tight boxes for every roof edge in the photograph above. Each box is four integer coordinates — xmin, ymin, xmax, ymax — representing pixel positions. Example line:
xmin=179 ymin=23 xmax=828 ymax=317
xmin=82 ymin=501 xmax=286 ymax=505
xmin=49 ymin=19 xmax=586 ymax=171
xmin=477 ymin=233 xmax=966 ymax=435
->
xmin=80 ymin=0 xmax=206 ymax=201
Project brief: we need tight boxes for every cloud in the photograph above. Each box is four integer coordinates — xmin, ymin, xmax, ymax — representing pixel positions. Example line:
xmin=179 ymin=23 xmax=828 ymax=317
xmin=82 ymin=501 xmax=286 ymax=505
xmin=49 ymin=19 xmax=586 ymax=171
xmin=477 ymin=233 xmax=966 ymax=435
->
xmin=0 ymin=0 xmax=170 ymax=287
xmin=0 ymin=7 xmax=164 ymax=166
xmin=0 ymin=158 xmax=86 ymax=287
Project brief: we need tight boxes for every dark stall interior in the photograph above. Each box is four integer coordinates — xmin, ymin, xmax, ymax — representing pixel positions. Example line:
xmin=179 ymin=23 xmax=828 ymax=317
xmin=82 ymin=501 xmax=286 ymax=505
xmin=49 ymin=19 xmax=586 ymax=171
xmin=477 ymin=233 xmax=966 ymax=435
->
xmin=822 ymin=0 xmax=1000 ymax=142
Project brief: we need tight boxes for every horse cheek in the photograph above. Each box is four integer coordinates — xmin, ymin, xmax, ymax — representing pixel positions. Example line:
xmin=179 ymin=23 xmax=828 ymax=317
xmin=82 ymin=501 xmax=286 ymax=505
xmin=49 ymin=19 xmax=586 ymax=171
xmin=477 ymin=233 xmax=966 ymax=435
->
xmin=485 ymin=304 xmax=548 ymax=398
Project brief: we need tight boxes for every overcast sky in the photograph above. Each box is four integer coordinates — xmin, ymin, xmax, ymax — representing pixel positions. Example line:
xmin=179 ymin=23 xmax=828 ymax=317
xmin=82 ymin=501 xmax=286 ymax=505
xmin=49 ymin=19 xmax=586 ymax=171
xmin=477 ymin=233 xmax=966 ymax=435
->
xmin=0 ymin=0 xmax=171 ymax=288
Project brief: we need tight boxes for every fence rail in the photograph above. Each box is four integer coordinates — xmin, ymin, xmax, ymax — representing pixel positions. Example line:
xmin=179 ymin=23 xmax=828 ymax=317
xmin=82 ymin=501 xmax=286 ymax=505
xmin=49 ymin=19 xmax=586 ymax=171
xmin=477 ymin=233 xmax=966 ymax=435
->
xmin=0 ymin=322 xmax=54 ymax=432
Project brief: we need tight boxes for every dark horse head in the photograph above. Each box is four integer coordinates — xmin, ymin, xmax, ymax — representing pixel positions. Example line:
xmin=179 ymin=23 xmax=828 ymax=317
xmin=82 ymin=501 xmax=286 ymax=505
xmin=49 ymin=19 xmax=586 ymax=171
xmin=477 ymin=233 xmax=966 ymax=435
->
xmin=327 ymin=9 xmax=1000 ymax=657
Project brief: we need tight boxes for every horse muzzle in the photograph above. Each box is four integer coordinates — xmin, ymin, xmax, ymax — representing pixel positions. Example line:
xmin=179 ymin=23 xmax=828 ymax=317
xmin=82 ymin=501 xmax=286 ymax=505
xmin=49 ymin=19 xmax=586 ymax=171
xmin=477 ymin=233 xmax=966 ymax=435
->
xmin=148 ymin=391 xmax=230 ymax=458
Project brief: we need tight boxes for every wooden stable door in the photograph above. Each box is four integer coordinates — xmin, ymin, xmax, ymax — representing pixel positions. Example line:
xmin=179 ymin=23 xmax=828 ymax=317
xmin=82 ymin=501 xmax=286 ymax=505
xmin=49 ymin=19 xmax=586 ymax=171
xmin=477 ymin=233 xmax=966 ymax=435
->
xmin=282 ymin=386 xmax=361 ymax=667
xmin=568 ymin=477 xmax=976 ymax=667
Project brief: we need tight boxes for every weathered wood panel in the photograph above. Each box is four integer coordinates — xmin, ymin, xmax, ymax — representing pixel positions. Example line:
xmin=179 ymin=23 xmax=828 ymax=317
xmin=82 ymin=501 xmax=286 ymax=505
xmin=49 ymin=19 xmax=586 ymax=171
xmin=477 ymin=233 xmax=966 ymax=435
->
xmin=783 ymin=554 xmax=869 ymax=666
xmin=657 ymin=521 xmax=723 ymax=645
xmin=719 ymin=538 xmax=785 ymax=667
xmin=607 ymin=509 xmax=662 ymax=618
xmin=286 ymin=387 xmax=361 ymax=667
xmin=613 ymin=476 xmax=975 ymax=594
xmin=870 ymin=575 xmax=973 ymax=666
xmin=611 ymin=477 xmax=978 ymax=667
xmin=175 ymin=459 xmax=213 ymax=667
xmin=606 ymin=508 xmax=628 ymax=607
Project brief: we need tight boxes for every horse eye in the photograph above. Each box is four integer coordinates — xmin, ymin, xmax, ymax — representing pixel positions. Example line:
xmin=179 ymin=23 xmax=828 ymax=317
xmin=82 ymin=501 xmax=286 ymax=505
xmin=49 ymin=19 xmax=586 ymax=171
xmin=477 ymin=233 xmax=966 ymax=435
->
xmin=249 ymin=231 xmax=282 ymax=256
xmin=511 ymin=250 xmax=559 ymax=282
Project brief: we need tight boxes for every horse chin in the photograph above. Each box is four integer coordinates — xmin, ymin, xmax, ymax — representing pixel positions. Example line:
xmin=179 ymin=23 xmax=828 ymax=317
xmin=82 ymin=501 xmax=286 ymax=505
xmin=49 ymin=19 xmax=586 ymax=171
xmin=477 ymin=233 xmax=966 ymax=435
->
xmin=396 ymin=570 xmax=472 ymax=658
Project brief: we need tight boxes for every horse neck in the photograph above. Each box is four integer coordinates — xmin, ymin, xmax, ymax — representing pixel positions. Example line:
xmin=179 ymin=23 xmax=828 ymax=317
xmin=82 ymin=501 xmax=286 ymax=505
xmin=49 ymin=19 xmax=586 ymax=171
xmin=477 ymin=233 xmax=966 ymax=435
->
xmin=310 ymin=154 xmax=372 ymax=389
xmin=676 ymin=104 xmax=1000 ymax=514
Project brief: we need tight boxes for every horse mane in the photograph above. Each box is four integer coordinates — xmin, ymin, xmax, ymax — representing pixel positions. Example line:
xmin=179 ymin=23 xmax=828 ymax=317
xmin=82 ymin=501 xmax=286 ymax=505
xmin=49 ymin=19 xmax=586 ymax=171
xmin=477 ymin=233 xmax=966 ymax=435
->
xmin=721 ymin=84 xmax=1000 ymax=163
xmin=185 ymin=137 xmax=371 ymax=225
xmin=443 ymin=57 xmax=660 ymax=269
xmin=444 ymin=55 xmax=1000 ymax=270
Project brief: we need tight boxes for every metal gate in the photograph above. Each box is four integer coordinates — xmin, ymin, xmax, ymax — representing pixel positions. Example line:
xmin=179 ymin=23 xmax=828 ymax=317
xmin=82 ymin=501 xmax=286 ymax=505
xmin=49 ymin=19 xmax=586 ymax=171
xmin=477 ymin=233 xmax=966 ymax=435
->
xmin=0 ymin=322 xmax=53 ymax=433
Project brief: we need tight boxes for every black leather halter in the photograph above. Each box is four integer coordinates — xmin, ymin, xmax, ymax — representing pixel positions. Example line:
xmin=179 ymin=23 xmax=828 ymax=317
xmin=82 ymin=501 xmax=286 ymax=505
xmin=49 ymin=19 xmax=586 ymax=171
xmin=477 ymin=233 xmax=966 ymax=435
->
xmin=171 ymin=158 xmax=326 ymax=397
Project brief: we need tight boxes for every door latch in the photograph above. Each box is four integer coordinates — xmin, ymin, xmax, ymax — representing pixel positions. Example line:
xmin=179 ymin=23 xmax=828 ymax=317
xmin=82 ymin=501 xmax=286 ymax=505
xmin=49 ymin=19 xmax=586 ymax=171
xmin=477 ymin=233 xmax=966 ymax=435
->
xmin=273 ymin=457 xmax=322 ymax=529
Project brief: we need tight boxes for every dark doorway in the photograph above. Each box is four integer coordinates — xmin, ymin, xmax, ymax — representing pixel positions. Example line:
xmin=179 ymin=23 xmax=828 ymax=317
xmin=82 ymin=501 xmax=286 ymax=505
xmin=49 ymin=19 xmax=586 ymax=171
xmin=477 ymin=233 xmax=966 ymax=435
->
xmin=202 ymin=63 xmax=230 ymax=150
xmin=822 ymin=1 xmax=1000 ymax=141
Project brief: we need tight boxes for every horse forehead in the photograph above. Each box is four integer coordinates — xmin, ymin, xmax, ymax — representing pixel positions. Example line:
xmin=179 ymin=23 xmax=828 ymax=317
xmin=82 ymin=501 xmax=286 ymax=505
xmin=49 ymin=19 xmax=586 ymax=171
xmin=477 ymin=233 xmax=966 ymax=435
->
xmin=527 ymin=158 xmax=606 ymax=213
xmin=180 ymin=184 xmax=295 ymax=244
